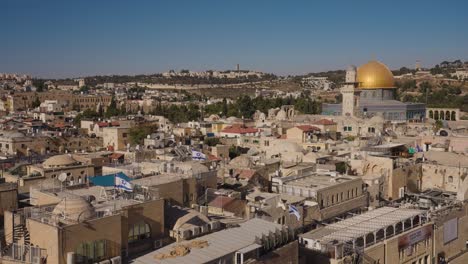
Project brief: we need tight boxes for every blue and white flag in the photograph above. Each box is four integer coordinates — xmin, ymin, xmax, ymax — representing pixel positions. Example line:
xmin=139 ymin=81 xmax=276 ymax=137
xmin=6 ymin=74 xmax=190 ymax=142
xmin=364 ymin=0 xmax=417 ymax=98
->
xmin=115 ymin=174 xmax=133 ymax=192
xmin=192 ymin=150 xmax=206 ymax=161
xmin=288 ymin=205 xmax=300 ymax=221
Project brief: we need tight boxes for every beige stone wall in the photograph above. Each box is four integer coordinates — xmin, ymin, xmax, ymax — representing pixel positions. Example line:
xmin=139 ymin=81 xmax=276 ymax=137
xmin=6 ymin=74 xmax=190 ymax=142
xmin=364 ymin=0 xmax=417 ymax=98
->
xmin=61 ymin=215 xmax=122 ymax=264
xmin=149 ymin=179 xmax=184 ymax=206
xmin=0 ymin=185 xmax=17 ymax=216
xmin=391 ymin=164 xmax=422 ymax=200
xmin=421 ymin=164 xmax=465 ymax=193
xmin=102 ymin=127 xmax=130 ymax=151
xmin=27 ymin=164 xmax=95 ymax=183
xmin=29 ymin=188 xmax=61 ymax=206
xmin=286 ymin=127 xmax=305 ymax=143
xmin=317 ymin=179 xmax=364 ymax=209
xmin=120 ymin=199 xmax=165 ymax=256
xmin=28 ymin=219 xmax=60 ymax=264
xmin=433 ymin=204 xmax=468 ymax=263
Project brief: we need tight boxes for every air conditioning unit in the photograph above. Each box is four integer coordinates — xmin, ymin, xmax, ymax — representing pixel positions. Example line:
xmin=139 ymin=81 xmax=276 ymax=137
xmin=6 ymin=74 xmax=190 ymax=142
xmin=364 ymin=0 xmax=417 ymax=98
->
xmin=110 ymin=256 xmax=121 ymax=264
xmin=192 ymin=204 xmax=200 ymax=211
xmin=99 ymin=260 xmax=111 ymax=264
xmin=154 ymin=239 xmax=163 ymax=249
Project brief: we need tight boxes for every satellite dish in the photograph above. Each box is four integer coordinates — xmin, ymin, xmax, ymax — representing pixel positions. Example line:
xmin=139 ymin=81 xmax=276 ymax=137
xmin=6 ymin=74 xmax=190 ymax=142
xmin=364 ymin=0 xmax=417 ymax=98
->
xmin=58 ymin=173 xmax=67 ymax=182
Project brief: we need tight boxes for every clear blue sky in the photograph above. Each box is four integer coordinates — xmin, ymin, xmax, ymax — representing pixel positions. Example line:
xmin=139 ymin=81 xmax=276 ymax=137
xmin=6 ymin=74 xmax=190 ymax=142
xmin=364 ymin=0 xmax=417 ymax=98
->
xmin=2 ymin=0 xmax=468 ymax=78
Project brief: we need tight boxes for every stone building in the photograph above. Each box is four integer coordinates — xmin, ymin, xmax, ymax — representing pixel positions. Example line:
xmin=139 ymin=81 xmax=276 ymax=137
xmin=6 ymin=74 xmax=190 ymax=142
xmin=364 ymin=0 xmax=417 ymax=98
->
xmin=322 ymin=60 xmax=426 ymax=121
xmin=2 ymin=188 xmax=166 ymax=264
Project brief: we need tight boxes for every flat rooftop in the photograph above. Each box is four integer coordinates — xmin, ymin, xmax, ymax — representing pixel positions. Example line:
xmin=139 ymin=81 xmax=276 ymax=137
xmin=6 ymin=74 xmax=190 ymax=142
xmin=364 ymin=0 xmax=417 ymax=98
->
xmin=277 ymin=172 xmax=359 ymax=191
xmin=301 ymin=207 xmax=425 ymax=244
xmin=40 ymin=186 xmax=142 ymax=212
xmin=131 ymin=174 xmax=183 ymax=186
xmin=133 ymin=218 xmax=283 ymax=264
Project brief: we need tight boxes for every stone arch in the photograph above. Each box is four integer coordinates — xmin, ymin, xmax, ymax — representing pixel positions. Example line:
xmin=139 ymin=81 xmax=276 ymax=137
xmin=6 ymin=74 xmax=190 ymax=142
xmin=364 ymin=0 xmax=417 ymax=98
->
xmin=440 ymin=111 xmax=445 ymax=120
xmin=404 ymin=218 xmax=412 ymax=230
xmin=451 ymin=111 xmax=456 ymax=121
xmin=386 ymin=225 xmax=394 ymax=237
xmin=356 ymin=237 xmax=364 ymax=247
xmin=446 ymin=111 xmax=450 ymax=120
xmin=429 ymin=110 xmax=433 ymax=119
xmin=365 ymin=233 xmax=375 ymax=246
xmin=434 ymin=111 xmax=439 ymax=120
xmin=376 ymin=229 xmax=385 ymax=241
xmin=395 ymin=222 xmax=403 ymax=234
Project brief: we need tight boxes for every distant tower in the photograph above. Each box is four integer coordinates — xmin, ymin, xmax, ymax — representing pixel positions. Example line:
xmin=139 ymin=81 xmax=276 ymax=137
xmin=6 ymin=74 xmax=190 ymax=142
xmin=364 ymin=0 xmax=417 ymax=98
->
xmin=78 ymin=79 xmax=86 ymax=88
xmin=416 ymin=60 xmax=421 ymax=71
xmin=341 ymin=65 xmax=360 ymax=117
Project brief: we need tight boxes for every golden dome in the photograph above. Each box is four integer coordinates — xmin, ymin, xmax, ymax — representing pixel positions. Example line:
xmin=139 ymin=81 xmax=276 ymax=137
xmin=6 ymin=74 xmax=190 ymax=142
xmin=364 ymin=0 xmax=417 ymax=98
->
xmin=357 ymin=60 xmax=395 ymax=89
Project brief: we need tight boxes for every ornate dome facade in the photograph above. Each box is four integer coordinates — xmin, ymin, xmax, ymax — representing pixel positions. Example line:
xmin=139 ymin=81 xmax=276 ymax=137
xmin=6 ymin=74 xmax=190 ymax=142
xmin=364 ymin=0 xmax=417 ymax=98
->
xmin=357 ymin=60 xmax=395 ymax=89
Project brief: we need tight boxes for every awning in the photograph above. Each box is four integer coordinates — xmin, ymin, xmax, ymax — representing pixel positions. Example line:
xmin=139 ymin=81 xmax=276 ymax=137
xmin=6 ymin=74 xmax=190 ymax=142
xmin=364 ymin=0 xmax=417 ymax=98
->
xmin=89 ymin=172 xmax=132 ymax=187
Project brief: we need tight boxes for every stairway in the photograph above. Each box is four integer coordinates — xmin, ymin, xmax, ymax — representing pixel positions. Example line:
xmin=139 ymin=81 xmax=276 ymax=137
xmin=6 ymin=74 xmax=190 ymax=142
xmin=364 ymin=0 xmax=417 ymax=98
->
xmin=1 ymin=218 xmax=31 ymax=261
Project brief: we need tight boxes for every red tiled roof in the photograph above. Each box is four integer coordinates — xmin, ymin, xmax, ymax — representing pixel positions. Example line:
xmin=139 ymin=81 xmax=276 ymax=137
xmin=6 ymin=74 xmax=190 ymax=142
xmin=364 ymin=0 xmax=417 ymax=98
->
xmin=110 ymin=153 xmax=124 ymax=159
xmin=208 ymin=196 xmax=235 ymax=208
xmin=235 ymin=169 xmax=257 ymax=180
xmin=208 ymin=154 xmax=222 ymax=161
xmin=110 ymin=121 xmax=120 ymax=126
xmin=97 ymin=122 xmax=109 ymax=127
xmin=296 ymin=125 xmax=321 ymax=132
xmin=221 ymin=124 xmax=258 ymax=134
xmin=313 ymin=119 xmax=336 ymax=125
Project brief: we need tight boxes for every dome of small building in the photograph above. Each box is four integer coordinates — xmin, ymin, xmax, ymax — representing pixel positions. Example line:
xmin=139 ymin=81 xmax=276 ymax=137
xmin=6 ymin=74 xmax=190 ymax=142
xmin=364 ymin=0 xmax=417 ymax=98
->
xmin=229 ymin=155 xmax=253 ymax=168
xmin=357 ymin=60 xmax=395 ymax=89
xmin=43 ymin=154 xmax=80 ymax=168
xmin=52 ymin=196 xmax=95 ymax=222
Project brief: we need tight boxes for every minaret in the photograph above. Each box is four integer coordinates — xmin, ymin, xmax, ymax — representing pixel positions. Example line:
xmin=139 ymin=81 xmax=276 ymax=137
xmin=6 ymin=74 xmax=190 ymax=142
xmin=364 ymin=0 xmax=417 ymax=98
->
xmin=341 ymin=65 xmax=360 ymax=117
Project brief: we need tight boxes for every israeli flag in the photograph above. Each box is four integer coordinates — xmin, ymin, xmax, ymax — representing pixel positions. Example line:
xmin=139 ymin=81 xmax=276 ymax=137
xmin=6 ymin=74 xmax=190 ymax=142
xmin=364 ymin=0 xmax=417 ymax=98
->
xmin=115 ymin=175 xmax=133 ymax=192
xmin=192 ymin=150 xmax=206 ymax=161
xmin=288 ymin=205 xmax=300 ymax=221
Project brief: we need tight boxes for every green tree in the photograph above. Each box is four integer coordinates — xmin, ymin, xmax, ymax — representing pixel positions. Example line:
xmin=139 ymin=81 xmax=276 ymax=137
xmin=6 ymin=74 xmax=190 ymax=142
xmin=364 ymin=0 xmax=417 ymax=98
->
xmin=105 ymin=96 xmax=119 ymax=118
xmin=222 ymin=97 xmax=228 ymax=116
xmin=128 ymin=125 xmax=157 ymax=145
xmin=32 ymin=97 xmax=41 ymax=108
xmin=204 ymin=137 xmax=221 ymax=147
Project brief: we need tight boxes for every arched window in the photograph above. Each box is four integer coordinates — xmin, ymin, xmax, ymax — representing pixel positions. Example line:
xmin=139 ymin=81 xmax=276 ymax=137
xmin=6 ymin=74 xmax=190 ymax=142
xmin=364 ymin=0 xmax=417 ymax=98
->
xmin=76 ymin=240 xmax=107 ymax=263
xmin=448 ymin=176 xmax=453 ymax=183
xmin=451 ymin=111 xmax=456 ymax=121
xmin=128 ymin=222 xmax=151 ymax=243
xmin=429 ymin=110 xmax=433 ymax=119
